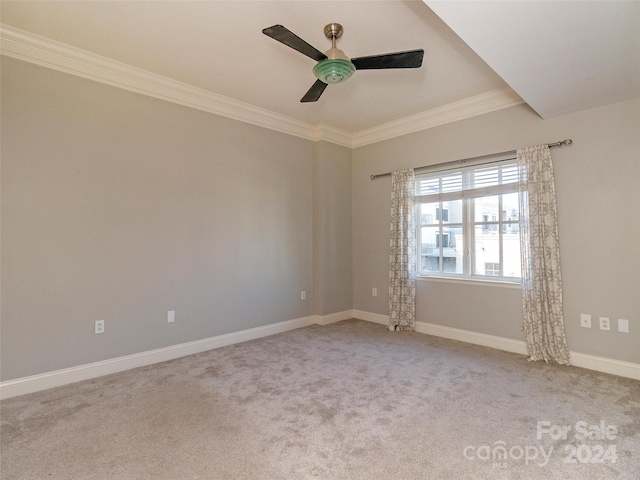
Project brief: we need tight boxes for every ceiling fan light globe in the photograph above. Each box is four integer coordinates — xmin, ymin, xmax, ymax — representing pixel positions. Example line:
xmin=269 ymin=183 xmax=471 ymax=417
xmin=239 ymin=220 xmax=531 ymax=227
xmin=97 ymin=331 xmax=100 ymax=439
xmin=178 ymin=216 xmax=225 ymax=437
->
xmin=313 ymin=58 xmax=356 ymax=84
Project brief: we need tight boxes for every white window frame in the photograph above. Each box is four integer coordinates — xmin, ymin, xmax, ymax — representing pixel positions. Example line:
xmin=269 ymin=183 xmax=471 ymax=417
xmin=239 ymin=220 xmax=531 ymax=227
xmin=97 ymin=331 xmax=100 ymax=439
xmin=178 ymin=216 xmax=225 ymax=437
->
xmin=415 ymin=155 xmax=521 ymax=284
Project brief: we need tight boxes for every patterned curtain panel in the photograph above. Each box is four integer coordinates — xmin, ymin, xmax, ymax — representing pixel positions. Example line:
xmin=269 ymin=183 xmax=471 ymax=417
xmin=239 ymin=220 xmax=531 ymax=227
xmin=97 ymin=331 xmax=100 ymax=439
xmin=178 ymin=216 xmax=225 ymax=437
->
xmin=388 ymin=169 xmax=417 ymax=331
xmin=517 ymin=145 xmax=571 ymax=365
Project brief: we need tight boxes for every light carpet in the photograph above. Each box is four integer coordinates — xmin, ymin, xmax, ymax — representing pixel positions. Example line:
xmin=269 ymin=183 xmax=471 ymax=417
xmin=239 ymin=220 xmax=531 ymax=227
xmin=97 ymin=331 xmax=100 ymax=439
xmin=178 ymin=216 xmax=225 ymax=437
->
xmin=1 ymin=319 xmax=639 ymax=479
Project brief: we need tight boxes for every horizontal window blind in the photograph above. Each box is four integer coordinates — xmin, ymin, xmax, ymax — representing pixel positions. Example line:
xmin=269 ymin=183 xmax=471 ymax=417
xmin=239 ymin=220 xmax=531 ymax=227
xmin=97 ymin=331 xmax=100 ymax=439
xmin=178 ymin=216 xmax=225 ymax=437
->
xmin=415 ymin=159 xmax=518 ymax=202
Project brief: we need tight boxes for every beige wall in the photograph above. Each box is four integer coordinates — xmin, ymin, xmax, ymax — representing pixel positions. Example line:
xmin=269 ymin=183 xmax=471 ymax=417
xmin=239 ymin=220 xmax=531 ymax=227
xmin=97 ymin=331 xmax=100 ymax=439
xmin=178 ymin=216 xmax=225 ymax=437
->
xmin=353 ymin=98 xmax=640 ymax=364
xmin=0 ymin=58 xmax=346 ymax=380
xmin=2 ymin=55 xmax=639 ymax=382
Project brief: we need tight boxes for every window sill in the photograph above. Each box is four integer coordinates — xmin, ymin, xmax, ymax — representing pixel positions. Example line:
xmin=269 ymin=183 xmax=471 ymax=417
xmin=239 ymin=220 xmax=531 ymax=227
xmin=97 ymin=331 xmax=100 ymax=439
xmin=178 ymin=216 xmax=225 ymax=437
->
xmin=416 ymin=275 xmax=521 ymax=289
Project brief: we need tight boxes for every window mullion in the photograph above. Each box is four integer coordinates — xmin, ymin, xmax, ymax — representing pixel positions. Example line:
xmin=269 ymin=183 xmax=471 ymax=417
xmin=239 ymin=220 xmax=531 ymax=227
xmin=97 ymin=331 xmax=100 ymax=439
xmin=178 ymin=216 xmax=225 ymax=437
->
xmin=465 ymin=197 xmax=471 ymax=277
xmin=498 ymin=195 xmax=504 ymax=276
xmin=462 ymin=170 xmax=470 ymax=277
xmin=439 ymin=202 xmax=443 ymax=273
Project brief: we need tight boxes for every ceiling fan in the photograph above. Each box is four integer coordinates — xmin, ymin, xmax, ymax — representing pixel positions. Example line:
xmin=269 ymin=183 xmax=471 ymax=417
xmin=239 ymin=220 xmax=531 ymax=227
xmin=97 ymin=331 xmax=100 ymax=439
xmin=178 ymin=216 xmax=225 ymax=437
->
xmin=262 ymin=23 xmax=424 ymax=103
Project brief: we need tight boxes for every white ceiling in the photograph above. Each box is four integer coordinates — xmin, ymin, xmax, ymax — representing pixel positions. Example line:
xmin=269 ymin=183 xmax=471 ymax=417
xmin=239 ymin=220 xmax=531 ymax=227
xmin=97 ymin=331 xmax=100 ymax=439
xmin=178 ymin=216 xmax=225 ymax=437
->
xmin=427 ymin=0 xmax=640 ymax=119
xmin=1 ymin=1 xmax=638 ymax=135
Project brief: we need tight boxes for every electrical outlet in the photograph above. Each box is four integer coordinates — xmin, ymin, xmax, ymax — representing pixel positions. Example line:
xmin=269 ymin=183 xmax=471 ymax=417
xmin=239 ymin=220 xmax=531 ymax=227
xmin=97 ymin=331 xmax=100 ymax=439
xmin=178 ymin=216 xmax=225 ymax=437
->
xmin=599 ymin=317 xmax=610 ymax=331
xmin=618 ymin=318 xmax=629 ymax=333
xmin=95 ymin=319 xmax=105 ymax=334
xmin=167 ymin=310 xmax=175 ymax=323
xmin=372 ymin=288 xmax=377 ymax=297
xmin=580 ymin=314 xmax=591 ymax=328
xmin=301 ymin=291 xmax=306 ymax=300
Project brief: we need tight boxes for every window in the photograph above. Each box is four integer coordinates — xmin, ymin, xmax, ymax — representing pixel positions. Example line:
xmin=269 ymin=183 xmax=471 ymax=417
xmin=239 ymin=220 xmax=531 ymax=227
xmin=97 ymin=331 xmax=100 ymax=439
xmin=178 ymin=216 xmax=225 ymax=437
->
xmin=416 ymin=157 xmax=521 ymax=281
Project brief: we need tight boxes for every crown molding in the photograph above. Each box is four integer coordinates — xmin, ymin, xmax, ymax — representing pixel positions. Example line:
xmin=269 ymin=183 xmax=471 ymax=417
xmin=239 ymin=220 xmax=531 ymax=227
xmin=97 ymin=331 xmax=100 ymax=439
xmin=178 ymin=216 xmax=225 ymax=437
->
xmin=351 ymin=87 xmax=525 ymax=148
xmin=311 ymin=123 xmax=354 ymax=148
xmin=0 ymin=25 xmax=328 ymax=142
xmin=1 ymin=24 xmax=523 ymax=149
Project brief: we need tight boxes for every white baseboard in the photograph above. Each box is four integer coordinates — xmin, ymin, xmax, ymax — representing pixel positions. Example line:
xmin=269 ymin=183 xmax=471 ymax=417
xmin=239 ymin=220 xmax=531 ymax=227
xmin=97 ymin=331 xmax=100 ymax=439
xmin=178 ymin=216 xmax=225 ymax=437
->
xmin=569 ymin=351 xmax=640 ymax=381
xmin=315 ymin=310 xmax=355 ymax=326
xmin=352 ymin=309 xmax=389 ymax=325
xmin=0 ymin=311 xmax=357 ymax=400
xmin=415 ymin=321 xmax=529 ymax=356
xmin=352 ymin=310 xmax=640 ymax=381
xmin=0 ymin=315 xmax=316 ymax=400
xmin=4 ymin=310 xmax=636 ymax=399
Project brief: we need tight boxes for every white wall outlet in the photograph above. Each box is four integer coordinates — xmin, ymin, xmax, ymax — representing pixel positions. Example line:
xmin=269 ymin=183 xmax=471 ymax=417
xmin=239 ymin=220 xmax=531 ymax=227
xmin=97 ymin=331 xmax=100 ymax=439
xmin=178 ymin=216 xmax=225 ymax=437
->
xmin=599 ymin=317 xmax=610 ymax=331
xmin=580 ymin=314 xmax=591 ymax=328
xmin=301 ymin=291 xmax=306 ymax=300
xmin=618 ymin=318 xmax=629 ymax=333
xmin=372 ymin=288 xmax=377 ymax=297
xmin=95 ymin=319 xmax=105 ymax=334
xmin=167 ymin=310 xmax=175 ymax=323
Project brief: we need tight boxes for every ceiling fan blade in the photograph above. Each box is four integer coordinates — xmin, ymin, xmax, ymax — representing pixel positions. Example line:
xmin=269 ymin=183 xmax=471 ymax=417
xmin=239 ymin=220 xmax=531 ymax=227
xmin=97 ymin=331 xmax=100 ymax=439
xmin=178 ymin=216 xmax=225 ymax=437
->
xmin=301 ymin=80 xmax=328 ymax=103
xmin=351 ymin=49 xmax=424 ymax=70
xmin=263 ymin=25 xmax=327 ymax=62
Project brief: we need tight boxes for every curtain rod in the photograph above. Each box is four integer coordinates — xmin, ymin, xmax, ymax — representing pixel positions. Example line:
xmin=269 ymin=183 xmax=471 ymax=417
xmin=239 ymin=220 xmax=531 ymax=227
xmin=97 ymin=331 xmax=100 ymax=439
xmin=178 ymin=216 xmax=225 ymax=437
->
xmin=369 ymin=139 xmax=573 ymax=180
